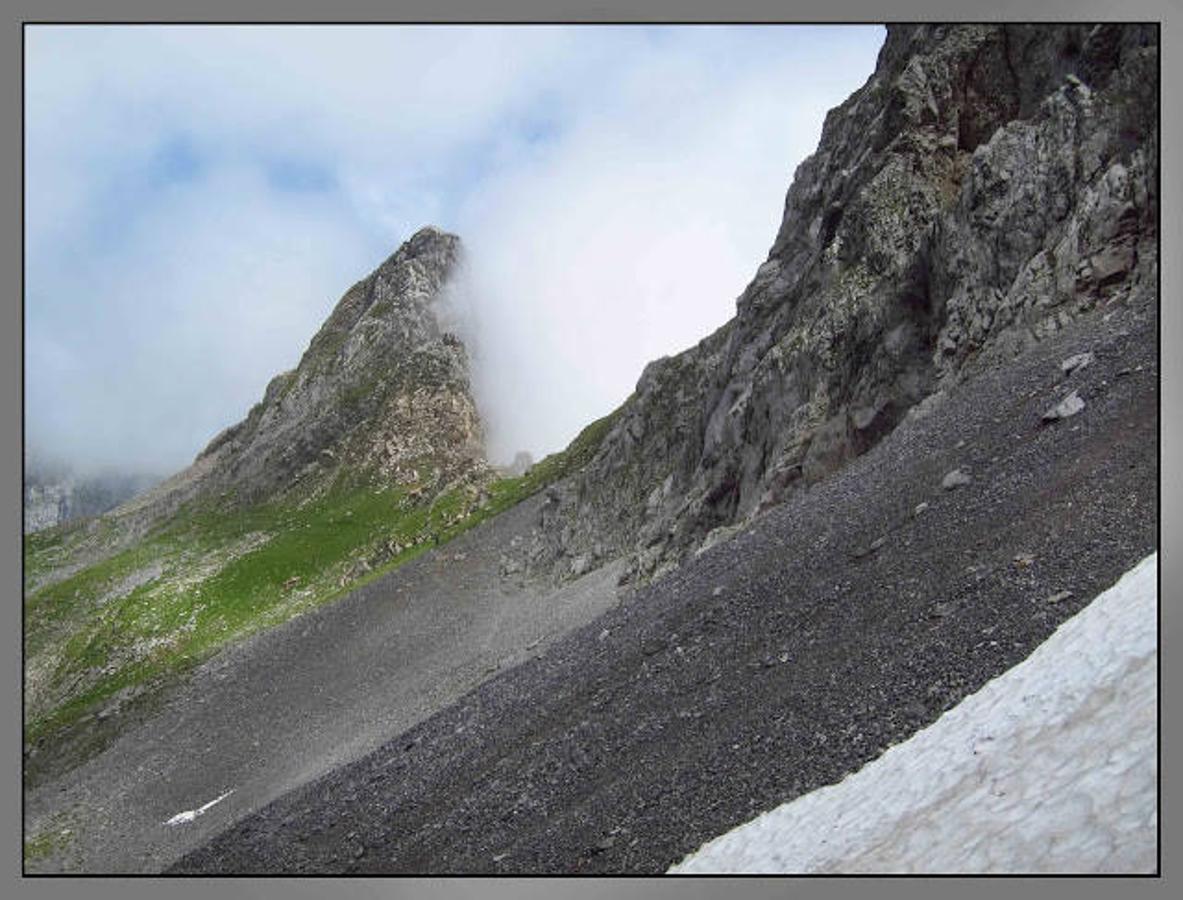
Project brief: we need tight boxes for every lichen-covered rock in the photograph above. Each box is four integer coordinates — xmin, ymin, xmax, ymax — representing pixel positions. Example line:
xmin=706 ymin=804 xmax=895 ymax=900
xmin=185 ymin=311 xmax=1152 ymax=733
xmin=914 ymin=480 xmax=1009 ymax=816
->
xmin=522 ymin=24 xmax=1158 ymax=584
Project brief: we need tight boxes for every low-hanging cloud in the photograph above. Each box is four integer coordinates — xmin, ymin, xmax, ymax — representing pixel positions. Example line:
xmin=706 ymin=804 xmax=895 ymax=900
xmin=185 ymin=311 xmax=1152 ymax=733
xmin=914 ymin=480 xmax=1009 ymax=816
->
xmin=25 ymin=24 xmax=884 ymax=476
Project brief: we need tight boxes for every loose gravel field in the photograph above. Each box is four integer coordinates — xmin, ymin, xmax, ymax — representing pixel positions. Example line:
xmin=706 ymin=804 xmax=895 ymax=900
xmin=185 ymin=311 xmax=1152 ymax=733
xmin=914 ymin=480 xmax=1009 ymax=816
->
xmin=170 ymin=296 xmax=1157 ymax=875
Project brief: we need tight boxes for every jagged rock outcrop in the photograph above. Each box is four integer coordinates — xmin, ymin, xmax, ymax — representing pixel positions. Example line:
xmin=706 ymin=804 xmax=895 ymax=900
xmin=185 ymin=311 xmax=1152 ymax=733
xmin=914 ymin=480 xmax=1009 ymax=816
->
xmin=516 ymin=24 xmax=1158 ymax=584
xmin=67 ymin=226 xmax=490 ymax=548
xmin=191 ymin=225 xmax=486 ymax=501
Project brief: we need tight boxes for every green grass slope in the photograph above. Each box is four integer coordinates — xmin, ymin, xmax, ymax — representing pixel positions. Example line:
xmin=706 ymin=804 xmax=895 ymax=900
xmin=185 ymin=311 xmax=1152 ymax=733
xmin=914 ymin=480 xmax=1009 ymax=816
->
xmin=23 ymin=401 xmax=626 ymax=785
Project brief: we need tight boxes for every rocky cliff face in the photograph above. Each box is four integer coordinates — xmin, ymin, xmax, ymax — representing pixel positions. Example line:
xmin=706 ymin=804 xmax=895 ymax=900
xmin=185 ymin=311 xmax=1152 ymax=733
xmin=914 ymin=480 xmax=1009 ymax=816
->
xmin=515 ymin=24 xmax=1158 ymax=583
xmin=24 ymin=475 xmax=160 ymax=534
xmin=69 ymin=226 xmax=489 ymax=550
xmin=24 ymin=481 xmax=71 ymax=533
xmin=23 ymin=452 xmax=160 ymax=534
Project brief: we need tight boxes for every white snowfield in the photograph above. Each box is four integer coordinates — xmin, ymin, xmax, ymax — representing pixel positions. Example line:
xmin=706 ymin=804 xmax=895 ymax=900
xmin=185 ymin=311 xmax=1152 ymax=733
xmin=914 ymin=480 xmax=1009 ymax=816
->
xmin=671 ymin=553 xmax=1158 ymax=874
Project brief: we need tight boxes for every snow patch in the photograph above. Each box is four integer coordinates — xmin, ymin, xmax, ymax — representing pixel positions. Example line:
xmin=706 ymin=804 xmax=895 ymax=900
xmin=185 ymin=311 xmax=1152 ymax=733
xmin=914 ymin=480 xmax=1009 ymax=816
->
xmin=164 ymin=789 xmax=235 ymax=827
xmin=670 ymin=553 xmax=1157 ymax=874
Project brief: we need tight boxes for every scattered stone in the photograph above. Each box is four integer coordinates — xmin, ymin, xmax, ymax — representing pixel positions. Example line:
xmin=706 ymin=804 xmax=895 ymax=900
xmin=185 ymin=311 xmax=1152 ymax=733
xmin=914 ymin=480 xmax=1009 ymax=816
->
xmin=1060 ymin=351 xmax=1095 ymax=374
xmin=942 ymin=469 xmax=972 ymax=490
xmin=598 ymin=629 xmax=610 ymax=642
xmin=641 ymin=638 xmax=667 ymax=657
xmin=1042 ymin=390 xmax=1085 ymax=422
xmin=913 ymin=502 xmax=929 ymax=516
xmin=1013 ymin=552 xmax=1036 ymax=567
xmin=595 ymin=836 xmax=616 ymax=852
xmin=869 ymin=536 xmax=886 ymax=552
xmin=492 ymin=853 xmax=509 ymax=863
xmin=1045 ymin=590 xmax=1074 ymax=605
xmin=711 ymin=586 xmax=724 ymax=597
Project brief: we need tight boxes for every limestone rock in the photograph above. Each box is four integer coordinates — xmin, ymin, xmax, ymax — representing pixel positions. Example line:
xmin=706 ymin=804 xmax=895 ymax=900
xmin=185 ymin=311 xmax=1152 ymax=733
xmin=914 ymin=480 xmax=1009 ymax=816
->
xmin=1042 ymin=391 xmax=1086 ymax=422
xmin=942 ymin=469 xmax=972 ymax=491
xmin=1061 ymin=352 xmax=1095 ymax=374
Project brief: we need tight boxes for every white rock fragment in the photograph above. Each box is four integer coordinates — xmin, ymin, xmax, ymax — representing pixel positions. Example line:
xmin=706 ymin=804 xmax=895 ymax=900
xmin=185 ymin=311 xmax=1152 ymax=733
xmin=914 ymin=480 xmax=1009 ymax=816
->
xmin=1061 ymin=352 xmax=1095 ymax=375
xmin=942 ymin=469 xmax=972 ymax=490
xmin=1042 ymin=390 xmax=1085 ymax=422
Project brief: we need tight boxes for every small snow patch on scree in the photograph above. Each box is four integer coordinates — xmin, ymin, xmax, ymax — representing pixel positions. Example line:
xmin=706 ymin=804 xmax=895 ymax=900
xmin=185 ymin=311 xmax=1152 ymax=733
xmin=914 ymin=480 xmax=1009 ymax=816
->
xmin=164 ymin=789 xmax=235 ymax=827
xmin=670 ymin=553 xmax=1157 ymax=874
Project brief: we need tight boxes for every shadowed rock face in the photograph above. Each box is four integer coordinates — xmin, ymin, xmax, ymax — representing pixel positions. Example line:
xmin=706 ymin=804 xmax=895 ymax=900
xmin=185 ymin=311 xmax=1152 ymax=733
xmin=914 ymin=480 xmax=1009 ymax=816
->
xmin=78 ymin=226 xmax=490 ymax=548
xmin=514 ymin=23 xmax=1158 ymax=584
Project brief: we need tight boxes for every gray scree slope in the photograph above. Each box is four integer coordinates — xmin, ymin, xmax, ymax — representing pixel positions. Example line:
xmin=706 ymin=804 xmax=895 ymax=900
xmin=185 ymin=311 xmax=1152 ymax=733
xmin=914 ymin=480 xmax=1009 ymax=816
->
xmin=24 ymin=496 xmax=624 ymax=873
xmin=173 ymin=286 xmax=1157 ymax=874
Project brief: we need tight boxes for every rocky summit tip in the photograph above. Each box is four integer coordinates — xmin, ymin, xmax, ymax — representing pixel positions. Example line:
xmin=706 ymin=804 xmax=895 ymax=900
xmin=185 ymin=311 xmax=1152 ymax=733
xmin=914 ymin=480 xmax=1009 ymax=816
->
xmin=372 ymin=226 xmax=461 ymax=279
xmin=405 ymin=225 xmax=460 ymax=249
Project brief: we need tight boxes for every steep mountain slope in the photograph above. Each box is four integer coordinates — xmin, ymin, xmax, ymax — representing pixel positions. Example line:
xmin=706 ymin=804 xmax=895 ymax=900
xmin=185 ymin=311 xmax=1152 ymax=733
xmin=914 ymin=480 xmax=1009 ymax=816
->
xmin=23 ymin=496 xmax=627 ymax=873
xmin=509 ymin=23 xmax=1157 ymax=584
xmin=671 ymin=552 xmax=1157 ymax=873
xmin=171 ymin=283 xmax=1157 ymax=874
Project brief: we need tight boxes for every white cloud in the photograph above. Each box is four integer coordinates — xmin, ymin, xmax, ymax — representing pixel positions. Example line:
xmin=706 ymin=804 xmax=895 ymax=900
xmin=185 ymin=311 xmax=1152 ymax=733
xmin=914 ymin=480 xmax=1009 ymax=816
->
xmin=24 ymin=24 xmax=884 ymax=474
xmin=454 ymin=28 xmax=883 ymax=460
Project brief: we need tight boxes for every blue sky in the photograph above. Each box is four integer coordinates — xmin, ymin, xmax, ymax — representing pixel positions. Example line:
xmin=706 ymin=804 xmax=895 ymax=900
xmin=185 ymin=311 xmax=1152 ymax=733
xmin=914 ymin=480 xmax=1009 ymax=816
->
xmin=25 ymin=24 xmax=885 ymax=473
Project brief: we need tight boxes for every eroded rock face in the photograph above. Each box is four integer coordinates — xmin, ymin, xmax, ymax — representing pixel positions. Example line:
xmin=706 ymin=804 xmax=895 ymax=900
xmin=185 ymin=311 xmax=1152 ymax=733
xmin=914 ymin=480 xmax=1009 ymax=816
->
xmin=90 ymin=227 xmax=490 ymax=540
xmin=520 ymin=24 xmax=1158 ymax=584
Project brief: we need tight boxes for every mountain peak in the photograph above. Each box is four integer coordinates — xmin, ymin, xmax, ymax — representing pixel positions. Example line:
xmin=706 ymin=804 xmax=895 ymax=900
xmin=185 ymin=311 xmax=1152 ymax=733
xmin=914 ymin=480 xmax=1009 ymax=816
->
xmin=91 ymin=224 xmax=485 ymax=529
xmin=372 ymin=226 xmax=461 ymax=278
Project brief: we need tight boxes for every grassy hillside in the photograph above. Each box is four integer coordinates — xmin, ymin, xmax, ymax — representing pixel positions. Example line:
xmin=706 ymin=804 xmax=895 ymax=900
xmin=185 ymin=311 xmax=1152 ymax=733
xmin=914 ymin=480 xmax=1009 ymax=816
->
xmin=23 ymin=400 xmax=626 ymax=784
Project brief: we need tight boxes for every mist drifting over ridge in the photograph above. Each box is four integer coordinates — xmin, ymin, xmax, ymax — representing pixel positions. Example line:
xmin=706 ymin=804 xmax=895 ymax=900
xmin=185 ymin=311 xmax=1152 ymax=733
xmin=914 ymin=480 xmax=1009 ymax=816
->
xmin=24 ymin=25 xmax=884 ymax=474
